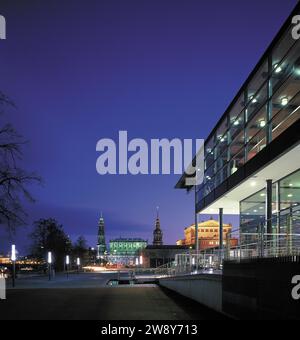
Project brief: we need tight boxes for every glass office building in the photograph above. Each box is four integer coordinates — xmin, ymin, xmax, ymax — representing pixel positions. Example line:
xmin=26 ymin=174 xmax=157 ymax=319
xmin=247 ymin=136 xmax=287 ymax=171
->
xmin=177 ymin=4 xmax=300 ymax=242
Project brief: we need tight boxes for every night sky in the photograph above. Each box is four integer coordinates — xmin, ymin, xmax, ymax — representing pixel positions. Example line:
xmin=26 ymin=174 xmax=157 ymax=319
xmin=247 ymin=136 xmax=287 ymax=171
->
xmin=0 ymin=0 xmax=297 ymax=254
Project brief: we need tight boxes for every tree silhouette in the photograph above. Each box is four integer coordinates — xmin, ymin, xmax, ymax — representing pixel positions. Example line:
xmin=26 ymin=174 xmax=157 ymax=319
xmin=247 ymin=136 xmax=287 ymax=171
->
xmin=0 ymin=91 xmax=41 ymax=233
xmin=29 ymin=218 xmax=72 ymax=271
xmin=73 ymin=236 xmax=88 ymax=260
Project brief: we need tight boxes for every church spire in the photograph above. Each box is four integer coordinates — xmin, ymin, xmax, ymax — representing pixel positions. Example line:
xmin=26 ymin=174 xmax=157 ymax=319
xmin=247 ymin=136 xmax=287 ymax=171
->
xmin=153 ymin=207 xmax=163 ymax=246
xmin=97 ymin=212 xmax=107 ymax=260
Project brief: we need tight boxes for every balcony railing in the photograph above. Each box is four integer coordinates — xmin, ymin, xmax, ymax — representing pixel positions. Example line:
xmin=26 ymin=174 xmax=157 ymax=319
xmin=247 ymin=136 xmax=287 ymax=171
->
xmin=154 ymin=232 xmax=300 ymax=278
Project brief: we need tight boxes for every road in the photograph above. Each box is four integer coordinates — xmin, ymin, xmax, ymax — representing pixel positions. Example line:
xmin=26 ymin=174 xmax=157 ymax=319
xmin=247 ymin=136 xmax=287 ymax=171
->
xmin=0 ymin=272 xmax=228 ymax=320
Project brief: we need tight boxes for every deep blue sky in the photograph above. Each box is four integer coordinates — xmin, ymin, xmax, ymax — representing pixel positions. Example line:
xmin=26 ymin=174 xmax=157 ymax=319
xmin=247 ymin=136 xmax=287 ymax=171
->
xmin=0 ymin=0 xmax=297 ymax=254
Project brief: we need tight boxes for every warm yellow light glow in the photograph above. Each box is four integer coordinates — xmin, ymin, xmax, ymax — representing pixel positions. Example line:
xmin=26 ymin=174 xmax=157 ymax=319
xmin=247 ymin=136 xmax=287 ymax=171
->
xmin=82 ymin=266 xmax=107 ymax=272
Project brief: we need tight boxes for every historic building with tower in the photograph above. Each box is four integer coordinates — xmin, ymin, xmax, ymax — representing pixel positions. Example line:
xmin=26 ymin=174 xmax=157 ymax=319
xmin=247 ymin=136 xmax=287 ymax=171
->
xmin=139 ymin=209 xmax=189 ymax=268
xmin=97 ymin=213 xmax=107 ymax=260
xmin=153 ymin=209 xmax=163 ymax=246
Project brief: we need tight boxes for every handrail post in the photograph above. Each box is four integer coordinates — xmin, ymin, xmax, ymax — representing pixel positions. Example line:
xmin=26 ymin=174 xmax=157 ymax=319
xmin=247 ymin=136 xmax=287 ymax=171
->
xmin=226 ymin=232 xmax=230 ymax=260
xmin=219 ymin=208 xmax=224 ymax=268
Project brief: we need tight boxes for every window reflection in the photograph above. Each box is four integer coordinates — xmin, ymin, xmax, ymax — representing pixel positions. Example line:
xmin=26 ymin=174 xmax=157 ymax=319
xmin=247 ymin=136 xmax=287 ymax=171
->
xmin=280 ymin=171 xmax=300 ymax=212
xmin=246 ymin=83 xmax=268 ymax=122
xmin=240 ymin=190 xmax=266 ymax=234
xmin=247 ymin=61 xmax=268 ymax=100
xmin=239 ymin=170 xmax=300 ymax=238
xmin=271 ymin=95 xmax=300 ymax=141
xmin=272 ymin=26 xmax=296 ymax=71
xmin=229 ymin=94 xmax=245 ymax=126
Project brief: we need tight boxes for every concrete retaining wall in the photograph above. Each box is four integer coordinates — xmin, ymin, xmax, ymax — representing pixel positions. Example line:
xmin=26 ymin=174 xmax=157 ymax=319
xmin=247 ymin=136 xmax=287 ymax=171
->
xmin=160 ymin=258 xmax=300 ymax=319
xmin=223 ymin=258 xmax=300 ymax=320
xmin=159 ymin=274 xmax=222 ymax=313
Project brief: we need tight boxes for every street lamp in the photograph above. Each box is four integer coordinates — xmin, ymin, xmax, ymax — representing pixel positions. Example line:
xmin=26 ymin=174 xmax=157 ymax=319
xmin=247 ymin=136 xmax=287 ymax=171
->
xmin=47 ymin=252 xmax=52 ymax=281
xmin=66 ymin=255 xmax=70 ymax=279
xmin=11 ymin=245 xmax=16 ymax=288
xmin=77 ymin=257 xmax=80 ymax=274
xmin=91 ymin=248 xmax=95 ymax=264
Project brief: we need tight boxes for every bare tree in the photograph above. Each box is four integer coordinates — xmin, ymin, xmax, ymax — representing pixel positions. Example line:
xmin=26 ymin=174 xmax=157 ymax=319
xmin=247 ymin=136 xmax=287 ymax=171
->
xmin=0 ymin=91 xmax=41 ymax=233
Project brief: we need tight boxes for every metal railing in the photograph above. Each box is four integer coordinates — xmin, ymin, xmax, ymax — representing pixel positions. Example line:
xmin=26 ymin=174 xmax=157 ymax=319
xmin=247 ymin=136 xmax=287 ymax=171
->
xmin=154 ymin=232 xmax=300 ymax=278
xmin=153 ymin=204 xmax=300 ymax=277
xmin=226 ymin=233 xmax=300 ymax=261
xmin=153 ymin=251 xmax=224 ymax=278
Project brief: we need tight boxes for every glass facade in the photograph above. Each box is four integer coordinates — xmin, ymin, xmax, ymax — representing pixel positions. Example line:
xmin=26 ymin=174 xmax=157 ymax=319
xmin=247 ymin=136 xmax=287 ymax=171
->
xmin=240 ymin=169 xmax=300 ymax=235
xmin=109 ymin=238 xmax=147 ymax=256
xmin=197 ymin=20 xmax=300 ymax=205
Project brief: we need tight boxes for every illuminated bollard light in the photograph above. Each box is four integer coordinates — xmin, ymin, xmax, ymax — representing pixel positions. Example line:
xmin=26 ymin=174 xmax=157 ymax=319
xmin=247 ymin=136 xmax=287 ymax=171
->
xmin=77 ymin=258 xmax=80 ymax=273
xmin=66 ymin=255 xmax=70 ymax=278
xmin=0 ymin=274 xmax=5 ymax=300
xmin=48 ymin=252 xmax=52 ymax=281
xmin=11 ymin=244 xmax=16 ymax=288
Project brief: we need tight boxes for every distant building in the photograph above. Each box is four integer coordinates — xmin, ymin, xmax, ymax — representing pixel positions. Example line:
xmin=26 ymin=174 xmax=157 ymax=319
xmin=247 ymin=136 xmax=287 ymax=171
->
xmin=153 ymin=209 xmax=163 ymax=246
xmin=0 ymin=255 xmax=44 ymax=266
xmin=134 ymin=210 xmax=189 ymax=268
xmin=109 ymin=238 xmax=148 ymax=266
xmin=110 ymin=238 xmax=148 ymax=256
xmin=140 ymin=245 xmax=189 ymax=268
xmin=0 ymin=256 xmax=10 ymax=265
xmin=97 ymin=213 xmax=107 ymax=260
xmin=176 ymin=218 xmax=238 ymax=251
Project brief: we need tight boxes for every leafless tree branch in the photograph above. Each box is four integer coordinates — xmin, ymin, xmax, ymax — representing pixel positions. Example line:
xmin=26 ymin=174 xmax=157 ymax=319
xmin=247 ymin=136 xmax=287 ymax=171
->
xmin=0 ymin=91 xmax=41 ymax=233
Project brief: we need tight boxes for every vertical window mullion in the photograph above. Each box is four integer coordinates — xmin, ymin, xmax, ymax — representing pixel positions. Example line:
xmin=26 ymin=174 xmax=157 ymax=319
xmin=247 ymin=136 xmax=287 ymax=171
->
xmin=267 ymin=54 xmax=273 ymax=144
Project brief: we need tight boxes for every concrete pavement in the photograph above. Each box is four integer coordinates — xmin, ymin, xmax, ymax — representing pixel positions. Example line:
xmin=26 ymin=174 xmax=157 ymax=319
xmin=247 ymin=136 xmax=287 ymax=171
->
xmin=6 ymin=272 xmax=115 ymax=289
xmin=0 ymin=272 xmax=228 ymax=320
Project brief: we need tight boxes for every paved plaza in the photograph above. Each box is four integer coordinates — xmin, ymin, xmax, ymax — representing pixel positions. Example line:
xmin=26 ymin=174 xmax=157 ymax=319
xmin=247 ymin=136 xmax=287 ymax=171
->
xmin=0 ymin=272 xmax=227 ymax=320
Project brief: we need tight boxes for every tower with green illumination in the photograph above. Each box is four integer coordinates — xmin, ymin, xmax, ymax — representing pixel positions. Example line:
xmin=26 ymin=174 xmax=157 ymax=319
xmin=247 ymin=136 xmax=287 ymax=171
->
xmin=97 ymin=213 xmax=107 ymax=259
